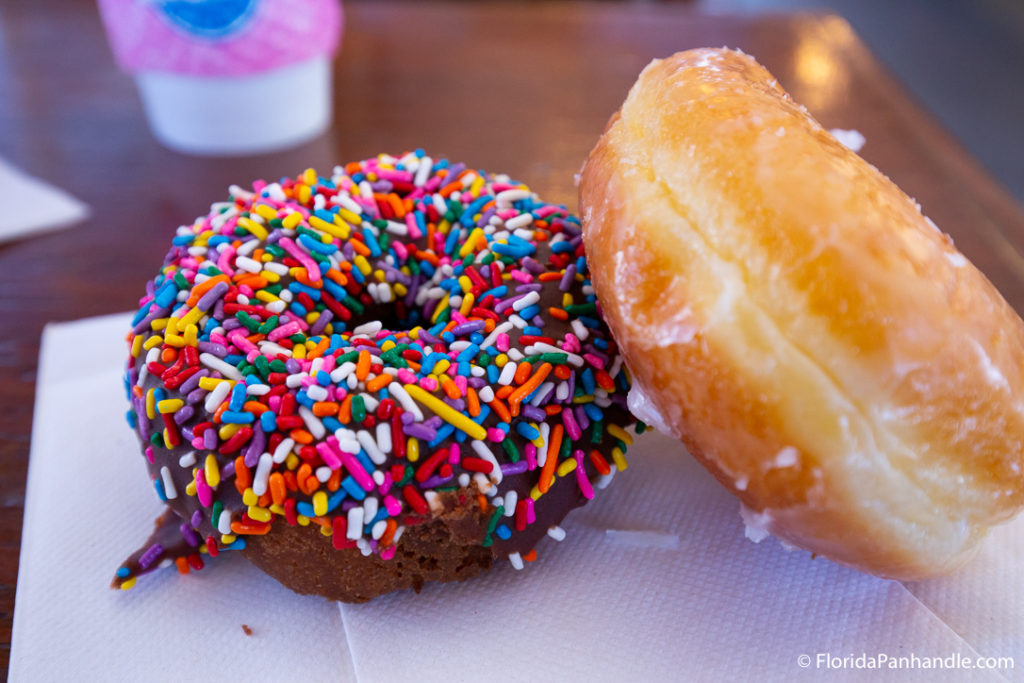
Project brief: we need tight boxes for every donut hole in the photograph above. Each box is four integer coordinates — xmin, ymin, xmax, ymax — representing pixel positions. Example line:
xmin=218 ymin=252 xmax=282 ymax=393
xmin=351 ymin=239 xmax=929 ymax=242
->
xmin=339 ymin=263 xmax=492 ymax=336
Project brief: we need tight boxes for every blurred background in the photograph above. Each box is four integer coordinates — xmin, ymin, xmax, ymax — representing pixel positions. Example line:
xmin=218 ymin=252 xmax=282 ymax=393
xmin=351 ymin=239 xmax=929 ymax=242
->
xmin=0 ymin=0 xmax=1022 ymax=199
xmin=703 ymin=0 xmax=1024 ymax=203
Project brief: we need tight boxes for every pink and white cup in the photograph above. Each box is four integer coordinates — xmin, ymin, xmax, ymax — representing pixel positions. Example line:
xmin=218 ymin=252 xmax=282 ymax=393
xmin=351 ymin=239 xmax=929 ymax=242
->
xmin=98 ymin=0 xmax=343 ymax=155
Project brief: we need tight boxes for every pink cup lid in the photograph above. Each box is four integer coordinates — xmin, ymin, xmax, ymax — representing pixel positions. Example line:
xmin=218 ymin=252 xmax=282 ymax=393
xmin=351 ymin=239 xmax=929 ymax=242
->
xmin=98 ymin=0 xmax=343 ymax=77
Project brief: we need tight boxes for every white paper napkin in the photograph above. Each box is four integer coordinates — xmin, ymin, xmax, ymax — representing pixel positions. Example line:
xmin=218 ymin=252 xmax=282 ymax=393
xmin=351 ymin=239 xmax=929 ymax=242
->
xmin=10 ymin=314 xmax=356 ymax=682
xmin=339 ymin=441 xmax=1022 ymax=683
xmin=12 ymin=314 xmax=1023 ymax=682
xmin=0 ymin=157 xmax=89 ymax=243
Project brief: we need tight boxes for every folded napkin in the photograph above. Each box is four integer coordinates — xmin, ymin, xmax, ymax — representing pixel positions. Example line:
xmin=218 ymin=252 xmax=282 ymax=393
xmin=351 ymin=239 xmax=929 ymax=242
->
xmin=0 ymin=157 xmax=89 ymax=243
xmin=11 ymin=314 xmax=1021 ymax=681
xmin=10 ymin=314 xmax=355 ymax=682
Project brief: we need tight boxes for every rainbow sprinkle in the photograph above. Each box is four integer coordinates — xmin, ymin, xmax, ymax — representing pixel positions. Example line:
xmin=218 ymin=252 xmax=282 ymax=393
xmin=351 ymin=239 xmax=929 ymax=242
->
xmin=114 ymin=151 xmax=640 ymax=591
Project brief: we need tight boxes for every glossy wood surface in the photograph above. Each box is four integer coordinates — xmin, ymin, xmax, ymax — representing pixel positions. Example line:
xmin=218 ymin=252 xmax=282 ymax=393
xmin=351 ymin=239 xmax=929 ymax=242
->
xmin=3 ymin=0 xmax=1024 ymax=671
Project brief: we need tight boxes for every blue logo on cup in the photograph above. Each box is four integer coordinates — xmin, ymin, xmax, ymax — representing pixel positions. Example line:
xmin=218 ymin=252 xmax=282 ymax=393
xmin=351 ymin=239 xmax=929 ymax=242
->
xmin=155 ymin=0 xmax=259 ymax=39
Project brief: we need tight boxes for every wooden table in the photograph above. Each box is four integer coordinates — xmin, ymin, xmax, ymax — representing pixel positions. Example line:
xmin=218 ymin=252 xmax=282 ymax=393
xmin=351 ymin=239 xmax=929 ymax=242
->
xmin=3 ymin=0 xmax=1024 ymax=672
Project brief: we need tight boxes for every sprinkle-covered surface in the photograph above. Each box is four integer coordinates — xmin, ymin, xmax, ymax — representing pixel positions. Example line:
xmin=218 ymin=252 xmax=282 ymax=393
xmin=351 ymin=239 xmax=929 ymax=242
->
xmin=115 ymin=152 xmax=640 ymax=594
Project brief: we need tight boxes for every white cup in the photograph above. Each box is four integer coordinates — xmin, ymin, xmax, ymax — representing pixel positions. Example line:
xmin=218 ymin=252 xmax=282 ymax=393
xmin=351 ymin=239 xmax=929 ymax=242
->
xmin=134 ymin=56 xmax=332 ymax=156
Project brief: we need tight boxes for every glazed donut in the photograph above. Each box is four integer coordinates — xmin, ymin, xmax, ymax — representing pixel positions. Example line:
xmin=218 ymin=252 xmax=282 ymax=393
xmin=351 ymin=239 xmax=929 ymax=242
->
xmin=115 ymin=152 xmax=637 ymax=601
xmin=579 ymin=48 xmax=1024 ymax=580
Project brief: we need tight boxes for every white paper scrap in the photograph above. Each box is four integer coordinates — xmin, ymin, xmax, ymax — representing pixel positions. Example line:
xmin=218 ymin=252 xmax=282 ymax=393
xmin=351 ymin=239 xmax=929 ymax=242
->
xmin=0 ymin=157 xmax=89 ymax=243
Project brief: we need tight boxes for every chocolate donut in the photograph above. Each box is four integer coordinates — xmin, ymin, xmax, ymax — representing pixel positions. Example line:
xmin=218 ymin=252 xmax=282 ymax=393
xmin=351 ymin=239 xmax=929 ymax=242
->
xmin=114 ymin=152 xmax=639 ymax=601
